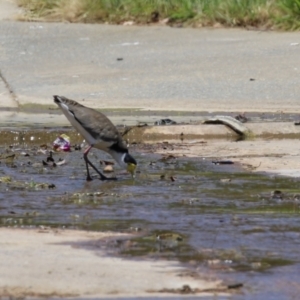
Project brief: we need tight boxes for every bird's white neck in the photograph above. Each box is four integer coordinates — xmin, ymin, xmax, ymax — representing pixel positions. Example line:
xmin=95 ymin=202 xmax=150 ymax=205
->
xmin=110 ymin=152 xmax=127 ymax=168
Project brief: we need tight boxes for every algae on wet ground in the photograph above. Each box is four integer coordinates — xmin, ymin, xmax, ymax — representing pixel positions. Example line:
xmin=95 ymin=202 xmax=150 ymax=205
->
xmin=1 ymin=130 xmax=300 ymax=288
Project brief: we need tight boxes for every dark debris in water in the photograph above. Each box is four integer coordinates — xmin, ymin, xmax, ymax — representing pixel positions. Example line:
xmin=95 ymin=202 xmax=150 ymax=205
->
xmin=212 ymin=160 xmax=234 ymax=165
xmin=154 ymin=118 xmax=177 ymax=126
xmin=157 ymin=282 xmax=243 ymax=294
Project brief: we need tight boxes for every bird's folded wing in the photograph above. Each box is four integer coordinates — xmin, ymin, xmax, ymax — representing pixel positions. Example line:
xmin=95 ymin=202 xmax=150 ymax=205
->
xmin=71 ymin=106 xmax=120 ymax=144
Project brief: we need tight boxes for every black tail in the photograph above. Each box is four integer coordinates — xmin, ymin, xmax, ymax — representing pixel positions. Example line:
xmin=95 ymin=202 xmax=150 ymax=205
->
xmin=53 ymin=95 xmax=63 ymax=104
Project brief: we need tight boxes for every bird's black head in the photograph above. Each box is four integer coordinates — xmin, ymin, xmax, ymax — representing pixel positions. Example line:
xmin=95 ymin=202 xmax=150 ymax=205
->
xmin=124 ymin=153 xmax=137 ymax=165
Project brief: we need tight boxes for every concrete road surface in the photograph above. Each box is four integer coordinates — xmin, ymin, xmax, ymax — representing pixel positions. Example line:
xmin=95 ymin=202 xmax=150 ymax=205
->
xmin=1 ymin=1 xmax=300 ymax=113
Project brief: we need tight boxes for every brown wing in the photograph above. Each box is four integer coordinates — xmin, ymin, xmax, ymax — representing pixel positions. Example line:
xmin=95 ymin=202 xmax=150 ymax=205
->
xmin=70 ymin=104 xmax=128 ymax=152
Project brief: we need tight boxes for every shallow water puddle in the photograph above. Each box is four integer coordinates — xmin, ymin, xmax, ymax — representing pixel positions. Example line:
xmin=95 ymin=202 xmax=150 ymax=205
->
xmin=1 ymin=129 xmax=300 ymax=298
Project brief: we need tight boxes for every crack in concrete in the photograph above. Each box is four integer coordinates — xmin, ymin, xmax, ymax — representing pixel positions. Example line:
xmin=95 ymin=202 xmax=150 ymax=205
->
xmin=0 ymin=69 xmax=19 ymax=107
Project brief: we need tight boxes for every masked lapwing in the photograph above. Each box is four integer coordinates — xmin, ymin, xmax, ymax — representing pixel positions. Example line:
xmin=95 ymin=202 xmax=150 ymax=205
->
xmin=53 ymin=95 xmax=137 ymax=181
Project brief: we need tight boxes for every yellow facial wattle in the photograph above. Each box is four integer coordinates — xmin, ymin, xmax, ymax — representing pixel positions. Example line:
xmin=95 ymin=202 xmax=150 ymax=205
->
xmin=127 ymin=163 xmax=136 ymax=177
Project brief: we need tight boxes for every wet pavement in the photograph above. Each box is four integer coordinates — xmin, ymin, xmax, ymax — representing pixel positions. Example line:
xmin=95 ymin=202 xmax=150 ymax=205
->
xmin=1 ymin=129 xmax=300 ymax=299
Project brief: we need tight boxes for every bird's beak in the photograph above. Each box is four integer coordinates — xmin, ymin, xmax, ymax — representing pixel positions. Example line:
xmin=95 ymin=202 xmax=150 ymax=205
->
xmin=127 ymin=163 xmax=136 ymax=178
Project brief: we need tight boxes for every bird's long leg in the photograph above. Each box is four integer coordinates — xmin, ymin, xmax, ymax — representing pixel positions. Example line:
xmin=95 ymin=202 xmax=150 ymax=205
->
xmin=83 ymin=145 xmax=107 ymax=181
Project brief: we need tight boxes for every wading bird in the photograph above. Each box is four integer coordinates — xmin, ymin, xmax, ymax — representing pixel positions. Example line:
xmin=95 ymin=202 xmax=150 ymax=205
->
xmin=53 ymin=95 xmax=137 ymax=181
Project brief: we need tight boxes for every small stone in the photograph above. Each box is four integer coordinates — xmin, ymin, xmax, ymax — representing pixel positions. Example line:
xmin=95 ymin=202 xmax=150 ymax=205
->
xmin=104 ymin=165 xmax=114 ymax=173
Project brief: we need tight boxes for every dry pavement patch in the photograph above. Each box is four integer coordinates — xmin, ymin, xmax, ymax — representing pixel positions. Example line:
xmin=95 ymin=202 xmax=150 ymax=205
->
xmin=0 ymin=228 xmax=224 ymax=298
xmin=153 ymin=138 xmax=300 ymax=177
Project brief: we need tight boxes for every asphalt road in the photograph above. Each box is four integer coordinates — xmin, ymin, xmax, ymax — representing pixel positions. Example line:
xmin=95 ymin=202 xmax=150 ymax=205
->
xmin=1 ymin=1 xmax=300 ymax=113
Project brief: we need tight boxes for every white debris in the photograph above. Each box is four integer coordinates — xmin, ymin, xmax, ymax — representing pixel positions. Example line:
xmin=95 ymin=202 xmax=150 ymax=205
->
xmin=121 ymin=42 xmax=139 ymax=46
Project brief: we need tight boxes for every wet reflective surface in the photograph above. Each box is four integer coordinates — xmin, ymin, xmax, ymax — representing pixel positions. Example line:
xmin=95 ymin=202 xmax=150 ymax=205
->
xmin=1 ymin=129 xmax=300 ymax=299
